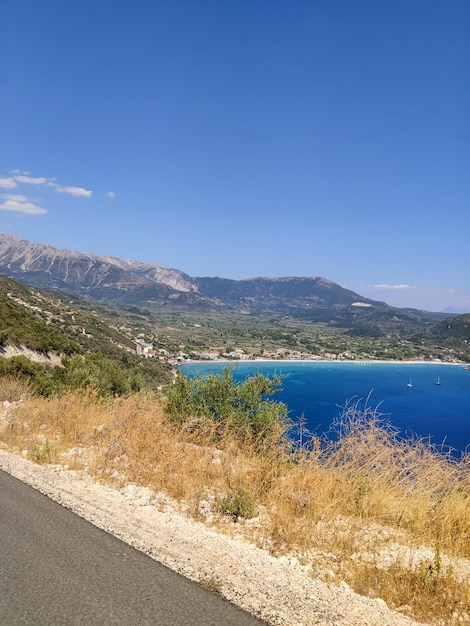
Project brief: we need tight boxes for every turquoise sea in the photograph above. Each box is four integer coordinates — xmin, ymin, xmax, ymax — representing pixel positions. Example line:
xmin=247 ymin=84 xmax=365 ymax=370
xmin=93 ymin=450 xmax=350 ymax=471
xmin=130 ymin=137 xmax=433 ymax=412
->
xmin=179 ymin=361 xmax=470 ymax=455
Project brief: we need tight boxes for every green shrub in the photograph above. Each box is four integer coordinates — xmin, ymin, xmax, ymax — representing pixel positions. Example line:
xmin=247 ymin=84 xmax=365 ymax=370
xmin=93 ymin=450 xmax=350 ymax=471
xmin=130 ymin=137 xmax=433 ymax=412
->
xmin=165 ymin=366 xmax=289 ymax=444
xmin=31 ymin=438 xmax=56 ymax=464
xmin=60 ymin=352 xmax=144 ymax=397
xmin=217 ymin=484 xmax=257 ymax=519
xmin=0 ymin=356 xmax=51 ymax=394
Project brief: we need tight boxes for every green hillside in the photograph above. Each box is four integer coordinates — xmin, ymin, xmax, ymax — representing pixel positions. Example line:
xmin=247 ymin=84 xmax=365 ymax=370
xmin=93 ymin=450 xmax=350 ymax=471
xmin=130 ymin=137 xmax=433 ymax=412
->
xmin=0 ymin=274 xmax=172 ymax=392
xmin=0 ymin=275 xmax=78 ymax=354
xmin=408 ymin=313 xmax=470 ymax=361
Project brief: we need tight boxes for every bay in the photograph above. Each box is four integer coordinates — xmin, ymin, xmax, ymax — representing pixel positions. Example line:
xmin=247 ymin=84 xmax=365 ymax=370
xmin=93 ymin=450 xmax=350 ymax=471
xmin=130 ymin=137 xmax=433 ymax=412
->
xmin=180 ymin=361 xmax=470 ymax=455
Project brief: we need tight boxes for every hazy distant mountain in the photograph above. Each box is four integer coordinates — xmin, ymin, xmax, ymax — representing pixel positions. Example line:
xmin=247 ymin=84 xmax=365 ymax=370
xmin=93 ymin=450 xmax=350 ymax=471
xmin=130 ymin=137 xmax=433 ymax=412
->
xmin=441 ymin=306 xmax=470 ymax=315
xmin=0 ymin=233 xmax=446 ymax=332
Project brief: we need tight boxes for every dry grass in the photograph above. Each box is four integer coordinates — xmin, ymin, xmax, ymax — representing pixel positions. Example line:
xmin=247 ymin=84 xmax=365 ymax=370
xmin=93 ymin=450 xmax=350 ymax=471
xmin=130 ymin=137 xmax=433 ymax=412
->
xmin=1 ymin=380 xmax=470 ymax=624
xmin=0 ymin=375 xmax=35 ymax=402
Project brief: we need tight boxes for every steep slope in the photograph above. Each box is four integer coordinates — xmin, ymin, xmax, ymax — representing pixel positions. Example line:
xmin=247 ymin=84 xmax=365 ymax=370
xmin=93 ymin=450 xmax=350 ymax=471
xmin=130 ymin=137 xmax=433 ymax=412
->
xmin=0 ymin=275 xmax=78 ymax=355
xmin=0 ymin=273 xmax=136 ymax=358
xmin=0 ymin=233 xmax=196 ymax=293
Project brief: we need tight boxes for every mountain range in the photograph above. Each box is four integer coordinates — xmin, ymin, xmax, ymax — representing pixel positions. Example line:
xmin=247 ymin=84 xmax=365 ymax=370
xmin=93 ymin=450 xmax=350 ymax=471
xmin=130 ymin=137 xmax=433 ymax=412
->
xmin=0 ymin=233 xmax=447 ymax=334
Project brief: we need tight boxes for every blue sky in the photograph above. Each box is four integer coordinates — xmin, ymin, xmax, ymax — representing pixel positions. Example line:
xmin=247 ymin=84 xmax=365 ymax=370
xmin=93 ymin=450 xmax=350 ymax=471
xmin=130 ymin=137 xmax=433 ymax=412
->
xmin=1 ymin=1 xmax=469 ymax=312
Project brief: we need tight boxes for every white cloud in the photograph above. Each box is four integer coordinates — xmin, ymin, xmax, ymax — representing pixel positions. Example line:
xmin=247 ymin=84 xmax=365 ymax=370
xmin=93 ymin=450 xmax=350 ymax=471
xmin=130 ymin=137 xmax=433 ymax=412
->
xmin=5 ymin=170 xmax=92 ymax=197
xmin=355 ymin=282 xmax=470 ymax=312
xmin=105 ymin=191 xmax=116 ymax=199
xmin=370 ymin=284 xmax=412 ymax=290
xmin=54 ymin=185 xmax=92 ymax=197
xmin=3 ymin=194 xmax=29 ymax=201
xmin=0 ymin=194 xmax=47 ymax=215
xmin=0 ymin=177 xmax=17 ymax=189
xmin=13 ymin=174 xmax=55 ymax=186
xmin=1 ymin=169 xmax=94 ymax=216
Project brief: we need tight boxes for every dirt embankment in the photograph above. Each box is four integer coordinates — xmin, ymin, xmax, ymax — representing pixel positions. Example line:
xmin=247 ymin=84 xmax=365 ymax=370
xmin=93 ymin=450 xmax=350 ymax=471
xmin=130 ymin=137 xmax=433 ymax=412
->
xmin=0 ymin=447 xmax=425 ymax=626
xmin=0 ymin=344 xmax=62 ymax=365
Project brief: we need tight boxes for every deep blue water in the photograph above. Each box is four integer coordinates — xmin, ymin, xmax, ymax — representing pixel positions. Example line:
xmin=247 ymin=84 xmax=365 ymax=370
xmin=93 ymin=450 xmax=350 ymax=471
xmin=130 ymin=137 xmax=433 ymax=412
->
xmin=180 ymin=361 xmax=470 ymax=454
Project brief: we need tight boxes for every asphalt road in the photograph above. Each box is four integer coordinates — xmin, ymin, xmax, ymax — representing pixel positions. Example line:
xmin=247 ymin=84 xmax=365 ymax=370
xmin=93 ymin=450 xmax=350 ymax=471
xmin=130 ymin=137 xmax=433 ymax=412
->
xmin=0 ymin=470 xmax=266 ymax=625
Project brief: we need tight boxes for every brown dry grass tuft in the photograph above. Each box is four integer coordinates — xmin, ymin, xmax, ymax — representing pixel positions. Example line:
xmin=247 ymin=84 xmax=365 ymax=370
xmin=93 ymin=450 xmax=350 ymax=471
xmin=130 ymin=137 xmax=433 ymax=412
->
xmin=1 ymin=381 xmax=469 ymax=624
xmin=0 ymin=375 xmax=35 ymax=402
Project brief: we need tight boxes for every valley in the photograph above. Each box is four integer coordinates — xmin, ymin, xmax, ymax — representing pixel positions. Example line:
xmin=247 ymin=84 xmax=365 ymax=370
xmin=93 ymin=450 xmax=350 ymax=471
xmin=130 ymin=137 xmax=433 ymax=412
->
xmin=0 ymin=233 xmax=469 ymax=367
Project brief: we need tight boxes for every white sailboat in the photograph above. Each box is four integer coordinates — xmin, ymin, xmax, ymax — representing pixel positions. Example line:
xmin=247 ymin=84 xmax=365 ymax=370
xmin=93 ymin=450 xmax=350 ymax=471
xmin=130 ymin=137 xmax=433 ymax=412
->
xmin=406 ymin=379 xmax=413 ymax=388
xmin=435 ymin=376 xmax=441 ymax=385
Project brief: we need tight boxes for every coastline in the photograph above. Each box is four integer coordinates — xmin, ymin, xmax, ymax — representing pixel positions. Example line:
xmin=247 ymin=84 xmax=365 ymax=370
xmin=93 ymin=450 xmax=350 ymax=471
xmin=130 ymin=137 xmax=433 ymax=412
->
xmin=179 ymin=358 xmax=465 ymax=367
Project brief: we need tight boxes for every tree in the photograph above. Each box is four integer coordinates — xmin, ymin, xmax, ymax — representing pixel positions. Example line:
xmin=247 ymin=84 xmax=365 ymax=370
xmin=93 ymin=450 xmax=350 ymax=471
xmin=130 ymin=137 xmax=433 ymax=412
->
xmin=61 ymin=353 xmax=143 ymax=397
xmin=165 ymin=366 xmax=289 ymax=444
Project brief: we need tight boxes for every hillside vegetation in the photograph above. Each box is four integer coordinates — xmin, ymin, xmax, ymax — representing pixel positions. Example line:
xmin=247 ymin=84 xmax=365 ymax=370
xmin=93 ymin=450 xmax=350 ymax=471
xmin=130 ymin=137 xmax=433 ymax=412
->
xmin=0 ymin=274 xmax=172 ymax=393
xmin=0 ymin=276 xmax=78 ymax=355
xmin=409 ymin=314 xmax=470 ymax=355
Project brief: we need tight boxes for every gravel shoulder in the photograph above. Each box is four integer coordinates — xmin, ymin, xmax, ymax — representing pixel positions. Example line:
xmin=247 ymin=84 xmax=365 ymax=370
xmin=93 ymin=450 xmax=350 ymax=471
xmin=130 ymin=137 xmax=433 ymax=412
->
xmin=0 ymin=447 xmax=426 ymax=626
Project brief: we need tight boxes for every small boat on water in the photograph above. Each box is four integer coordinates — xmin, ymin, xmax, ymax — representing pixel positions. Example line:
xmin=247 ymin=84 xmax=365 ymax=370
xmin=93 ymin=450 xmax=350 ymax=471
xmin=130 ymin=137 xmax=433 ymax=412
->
xmin=435 ymin=376 xmax=441 ymax=385
xmin=406 ymin=379 xmax=413 ymax=388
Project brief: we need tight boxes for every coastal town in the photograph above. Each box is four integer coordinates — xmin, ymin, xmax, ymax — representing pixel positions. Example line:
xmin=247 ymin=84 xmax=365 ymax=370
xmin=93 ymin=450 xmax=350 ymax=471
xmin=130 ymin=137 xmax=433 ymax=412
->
xmin=136 ymin=338 xmax=353 ymax=365
xmin=134 ymin=336 xmax=464 ymax=366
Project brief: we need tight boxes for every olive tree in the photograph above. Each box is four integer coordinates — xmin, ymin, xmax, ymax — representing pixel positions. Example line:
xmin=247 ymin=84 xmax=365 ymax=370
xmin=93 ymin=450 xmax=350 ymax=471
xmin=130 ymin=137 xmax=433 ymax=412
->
xmin=165 ymin=366 xmax=289 ymax=444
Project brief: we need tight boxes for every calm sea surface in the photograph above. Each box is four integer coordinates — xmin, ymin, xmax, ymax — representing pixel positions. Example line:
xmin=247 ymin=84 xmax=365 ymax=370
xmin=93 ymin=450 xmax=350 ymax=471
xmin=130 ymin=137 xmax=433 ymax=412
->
xmin=180 ymin=361 xmax=470 ymax=454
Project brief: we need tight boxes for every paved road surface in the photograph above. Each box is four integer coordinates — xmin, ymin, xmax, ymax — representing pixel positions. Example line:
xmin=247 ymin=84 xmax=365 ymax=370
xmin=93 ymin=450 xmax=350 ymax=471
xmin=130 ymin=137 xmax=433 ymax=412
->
xmin=0 ymin=470 xmax=266 ymax=625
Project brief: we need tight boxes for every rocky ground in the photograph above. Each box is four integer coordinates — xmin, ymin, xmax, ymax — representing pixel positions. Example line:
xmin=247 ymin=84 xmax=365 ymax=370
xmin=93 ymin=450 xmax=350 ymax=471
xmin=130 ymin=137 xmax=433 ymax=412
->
xmin=0 ymin=447 xmax=428 ymax=626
